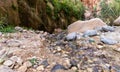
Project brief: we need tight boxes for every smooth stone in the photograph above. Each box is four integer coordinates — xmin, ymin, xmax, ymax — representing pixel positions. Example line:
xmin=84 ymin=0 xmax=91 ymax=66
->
xmin=10 ymin=56 xmax=23 ymax=65
xmin=3 ymin=60 xmax=13 ymax=66
xmin=0 ymin=65 xmax=15 ymax=72
xmin=101 ymin=32 xmax=120 ymax=42
xmin=113 ymin=48 xmax=120 ymax=52
xmin=15 ymin=26 xmax=23 ymax=32
xmin=83 ymin=30 xmax=97 ymax=37
xmin=66 ymin=32 xmax=77 ymax=41
xmin=100 ymin=36 xmax=117 ymax=45
xmin=23 ymin=61 xmax=32 ymax=67
xmin=56 ymin=46 xmax=62 ymax=52
xmin=36 ymin=65 xmax=44 ymax=71
xmin=102 ymin=26 xmax=115 ymax=32
xmin=17 ymin=65 xmax=27 ymax=72
xmin=51 ymin=64 xmax=66 ymax=72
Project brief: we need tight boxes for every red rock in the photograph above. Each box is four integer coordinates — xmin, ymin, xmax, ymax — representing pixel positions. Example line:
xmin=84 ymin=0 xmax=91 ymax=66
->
xmin=67 ymin=18 xmax=106 ymax=33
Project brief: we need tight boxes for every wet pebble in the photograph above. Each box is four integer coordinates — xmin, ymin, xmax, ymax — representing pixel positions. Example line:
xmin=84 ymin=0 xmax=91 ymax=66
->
xmin=40 ymin=59 xmax=49 ymax=68
xmin=66 ymin=32 xmax=77 ymax=41
xmin=51 ymin=64 xmax=66 ymax=72
xmin=102 ymin=26 xmax=115 ymax=32
xmin=83 ymin=30 xmax=97 ymax=37
xmin=70 ymin=59 xmax=78 ymax=68
xmin=100 ymin=36 xmax=117 ymax=45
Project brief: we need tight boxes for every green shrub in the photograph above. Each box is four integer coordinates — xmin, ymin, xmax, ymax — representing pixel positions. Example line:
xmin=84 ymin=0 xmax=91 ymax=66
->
xmin=47 ymin=0 xmax=85 ymax=20
xmin=100 ymin=0 xmax=120 ymax=25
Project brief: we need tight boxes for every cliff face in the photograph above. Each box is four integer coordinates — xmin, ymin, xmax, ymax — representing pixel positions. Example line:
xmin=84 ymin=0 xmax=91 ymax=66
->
xmin=0 ymin=0 xmax=84 ymax=33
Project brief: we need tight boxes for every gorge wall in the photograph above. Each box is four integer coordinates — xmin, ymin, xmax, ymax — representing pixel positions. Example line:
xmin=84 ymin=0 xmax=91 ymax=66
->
xmin=0 ymin=0 xmax=85 ymax=33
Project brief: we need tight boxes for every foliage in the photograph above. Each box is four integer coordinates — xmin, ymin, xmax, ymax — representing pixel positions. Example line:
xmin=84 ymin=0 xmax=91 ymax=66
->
xmin=29 ymin=58 xmax=37 ymax=66
xmin=0 ymin=15 xmax=16 ymax=33
xmin=46 ymin=0 xmax=85 ymax=20
xmin=0 ymin=25 xmax=16 ymax=33
xmin=100 ymin=0 xmax=120 ymax=24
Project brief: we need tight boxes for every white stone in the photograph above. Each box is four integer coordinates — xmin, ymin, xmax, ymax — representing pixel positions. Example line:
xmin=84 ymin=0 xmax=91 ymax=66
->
xmin=3 ymin=60 xmax=13 ymax=66
xmin=10 ymin=56 xmax=23 ymax=65
xmin=56 ymin=46 xmax=62 ymax=52
xmin=66 ymin=32 xmax=77 ymax=40
xmin=36 ymin=65 xmax=44 ymax=71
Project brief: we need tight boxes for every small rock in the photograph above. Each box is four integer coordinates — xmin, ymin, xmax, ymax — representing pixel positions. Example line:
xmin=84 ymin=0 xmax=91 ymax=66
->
xmin=56 ymin=46 xmax=62 ymax=52
xmin=102 ymin=26 xmax=115 ymax=32
xmin=83 ymin=30 xmax=97 ymax=37
xmin=64 ymin=58 xmax=71 ymax=68
xmin=10 ymin=56 xmax=23 ymax=65
xmin=71 ymin=66 xmax=77 ymax=71
xmin=70 ymin=59 xmax=78 ymax=67
xmin=66 ymin=32 xmax=77 ymax=41
xmin=15 ymin=26 xmax=23 ymax=32
xmin=97 ymin=45 xmax=104 ymax=49
xmin=17 ymin=65 xmax=27 ymax=72
xmin=7 ymin=40 xmax=21 ymax=47
xmin=23 ymin=61 xmax=32 ymax=67
xmin=36 ymin=65 xmax=44 ymax=71
xmin=3 ymin=60 xmax=13 ymax=66
xmin=113 ymin=48 xmax=120 ymax=52
xmin=0 ymin=49 xmax=6 ymax=57
xmin=87 ymin=68 xmax=93 ymax=72
xmin=40 ymin=59 xmax=49 ymax=68
xmin=100 ymin=36 xmax=117 ymax=45
xmin=0 ymin=65 xmax=15 ymax=72
xmin=51 ymin=64 xmax=66 ymax=72
xmin=89 ymin=38 xmax=95 ymax=43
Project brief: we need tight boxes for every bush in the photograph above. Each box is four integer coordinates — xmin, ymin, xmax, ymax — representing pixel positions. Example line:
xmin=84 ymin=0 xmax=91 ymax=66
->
xmin=100 ymin=0 xmax=120 ymax=25
xmin=47 ymin=0 xmax=85 ymax=20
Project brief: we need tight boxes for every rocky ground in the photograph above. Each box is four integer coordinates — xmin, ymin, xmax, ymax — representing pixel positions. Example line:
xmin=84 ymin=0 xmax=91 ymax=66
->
xmin=0 ymin=25 xmax=120 ymax=72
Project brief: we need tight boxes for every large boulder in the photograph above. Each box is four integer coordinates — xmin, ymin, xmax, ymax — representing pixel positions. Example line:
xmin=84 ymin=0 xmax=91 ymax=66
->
xmin=114 ymin=16 xmax=120 ymax=26
xmin=67 ymin=18 xmax=106 ymax=33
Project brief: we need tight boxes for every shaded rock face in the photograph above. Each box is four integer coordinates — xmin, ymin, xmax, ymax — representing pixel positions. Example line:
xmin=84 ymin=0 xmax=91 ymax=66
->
xmin=0 ymin=0 xmax=20 ymax=26
xmin=67 ymin=18 xmax=106 ymax=33
xmin=0 ymin=0 xmax=83 ymax=33
xmin=17 ymin=0 xmax=42 ymax=29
